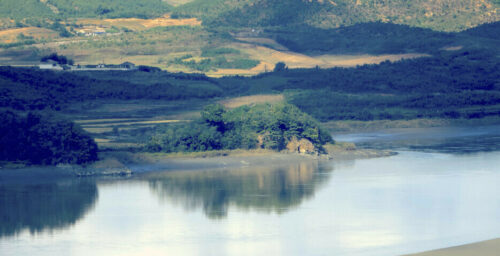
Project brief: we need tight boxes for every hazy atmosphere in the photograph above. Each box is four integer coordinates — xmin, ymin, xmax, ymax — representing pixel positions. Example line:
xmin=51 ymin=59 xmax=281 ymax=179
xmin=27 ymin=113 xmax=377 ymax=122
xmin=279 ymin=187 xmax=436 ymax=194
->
xmin=0 ymin=0 xmax=499 ymax=255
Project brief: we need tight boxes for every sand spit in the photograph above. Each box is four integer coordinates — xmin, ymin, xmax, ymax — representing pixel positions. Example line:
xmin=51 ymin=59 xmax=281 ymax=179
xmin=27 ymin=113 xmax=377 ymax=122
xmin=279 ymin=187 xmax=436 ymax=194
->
xmin=404 ymin=238 xmax=500 ymax=256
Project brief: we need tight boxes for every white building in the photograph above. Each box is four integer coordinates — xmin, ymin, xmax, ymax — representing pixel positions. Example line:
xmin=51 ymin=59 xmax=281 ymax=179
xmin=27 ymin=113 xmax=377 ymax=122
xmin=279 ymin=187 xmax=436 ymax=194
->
xmin=39 ymin=60 xmax=63 ymax=70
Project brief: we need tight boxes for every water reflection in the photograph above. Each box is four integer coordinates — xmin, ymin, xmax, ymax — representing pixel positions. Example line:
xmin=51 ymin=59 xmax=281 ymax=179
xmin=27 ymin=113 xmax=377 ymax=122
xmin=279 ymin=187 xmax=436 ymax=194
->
xmin=0 ymin=180 xmax=98 ymax=237
xmin=147 ymin=161 xmax=332 ymax=218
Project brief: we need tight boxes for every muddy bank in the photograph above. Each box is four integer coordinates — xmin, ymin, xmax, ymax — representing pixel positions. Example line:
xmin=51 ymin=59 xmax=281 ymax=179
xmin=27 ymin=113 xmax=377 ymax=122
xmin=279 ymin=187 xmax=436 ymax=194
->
xmin=0 ymin=147 xmax=396 ymax=178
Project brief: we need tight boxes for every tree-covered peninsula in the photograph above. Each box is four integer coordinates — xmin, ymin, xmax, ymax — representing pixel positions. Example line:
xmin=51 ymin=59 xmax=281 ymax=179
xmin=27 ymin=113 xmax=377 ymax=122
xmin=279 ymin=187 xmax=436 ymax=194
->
xmin=146 ymin=103 xmax=333 ymax=154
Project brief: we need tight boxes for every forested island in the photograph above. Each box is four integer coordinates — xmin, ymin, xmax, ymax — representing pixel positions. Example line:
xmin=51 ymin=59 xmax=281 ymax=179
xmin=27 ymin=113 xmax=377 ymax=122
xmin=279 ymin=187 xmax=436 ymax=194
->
xmin=146 ymin=103 xmax=333 ymax=154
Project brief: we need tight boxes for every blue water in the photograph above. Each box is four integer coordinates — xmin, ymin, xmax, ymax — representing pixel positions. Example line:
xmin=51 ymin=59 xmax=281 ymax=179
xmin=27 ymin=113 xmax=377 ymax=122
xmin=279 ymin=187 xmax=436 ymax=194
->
xmin=1 ymin=126 xmax=499 ymax=256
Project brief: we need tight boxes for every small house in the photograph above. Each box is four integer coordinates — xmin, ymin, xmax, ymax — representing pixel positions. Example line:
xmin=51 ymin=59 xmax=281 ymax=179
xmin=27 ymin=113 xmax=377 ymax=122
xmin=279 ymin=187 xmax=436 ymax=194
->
xmin=119 ymin=62 xmax=137 ymax=70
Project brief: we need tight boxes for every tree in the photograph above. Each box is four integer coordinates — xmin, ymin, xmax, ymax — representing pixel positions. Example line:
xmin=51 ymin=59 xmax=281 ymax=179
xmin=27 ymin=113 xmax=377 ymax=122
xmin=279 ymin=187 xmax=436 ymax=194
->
xmin=273 ymin=62 xmax=287 ymax=72
xmin=201 ymin=104 xmax=226 ymax=131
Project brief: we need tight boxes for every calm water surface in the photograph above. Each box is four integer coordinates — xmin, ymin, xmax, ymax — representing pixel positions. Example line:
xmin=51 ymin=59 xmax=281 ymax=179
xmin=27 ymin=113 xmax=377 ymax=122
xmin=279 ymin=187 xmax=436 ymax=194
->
xmin=1 ymin=126 xmax=500 ymax=256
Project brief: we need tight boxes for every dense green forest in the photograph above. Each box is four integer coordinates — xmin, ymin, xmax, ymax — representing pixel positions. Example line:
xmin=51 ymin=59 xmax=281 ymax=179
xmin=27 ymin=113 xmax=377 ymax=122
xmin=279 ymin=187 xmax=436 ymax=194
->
xmin=0 ymin=111 xmax=98 ymax=165
xmin=266 ymin=22 xmax=500 ymax=55
xmin=0 ymin=67 xmax=221 ymax=111
xmin=146 ymin=103 xmax=333 ymax=153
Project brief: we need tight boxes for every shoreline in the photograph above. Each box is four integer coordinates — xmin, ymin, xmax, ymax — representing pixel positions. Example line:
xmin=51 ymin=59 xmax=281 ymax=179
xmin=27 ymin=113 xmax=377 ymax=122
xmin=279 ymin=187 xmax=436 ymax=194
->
xmin=324 ymin=117 xmax=500 ymax=133
xmin=403 ymin=238 xmax=500 ymax=256
xmin=0 ymin=146 xmax=396 ymax=178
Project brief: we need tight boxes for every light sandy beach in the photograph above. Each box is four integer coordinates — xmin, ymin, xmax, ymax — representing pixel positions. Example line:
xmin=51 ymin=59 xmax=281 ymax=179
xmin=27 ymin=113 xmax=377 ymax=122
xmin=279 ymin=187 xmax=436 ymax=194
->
xmin=404 ymin=238 xmax=500 ymax=256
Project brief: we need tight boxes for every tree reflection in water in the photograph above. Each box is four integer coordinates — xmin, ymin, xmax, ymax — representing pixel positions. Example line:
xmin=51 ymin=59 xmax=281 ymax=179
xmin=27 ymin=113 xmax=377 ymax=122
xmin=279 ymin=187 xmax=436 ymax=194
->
xmin=147 ymin=161 xmax=333 ymax=219
xmin=0 ymin=180 xmax=98 ymax=237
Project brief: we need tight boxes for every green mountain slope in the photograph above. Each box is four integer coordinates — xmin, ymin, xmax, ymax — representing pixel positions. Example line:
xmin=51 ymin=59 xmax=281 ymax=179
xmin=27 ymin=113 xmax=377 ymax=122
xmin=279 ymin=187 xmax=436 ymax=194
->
xmin=0 ymin=0 xmax=53 ymax=20
xmin=201 ymin=0 xmax=499 ymax=31
xmin=0 ymin=0 xmax=171 ymax=20
xmin=0 ymin=0 xmax=497 ymax=31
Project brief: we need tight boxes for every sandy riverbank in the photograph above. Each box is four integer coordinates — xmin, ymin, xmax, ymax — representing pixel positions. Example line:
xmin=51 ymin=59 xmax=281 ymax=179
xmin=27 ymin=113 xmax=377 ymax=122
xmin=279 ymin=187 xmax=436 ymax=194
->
xmin=404 ymin=238 xmax=500 ymax=256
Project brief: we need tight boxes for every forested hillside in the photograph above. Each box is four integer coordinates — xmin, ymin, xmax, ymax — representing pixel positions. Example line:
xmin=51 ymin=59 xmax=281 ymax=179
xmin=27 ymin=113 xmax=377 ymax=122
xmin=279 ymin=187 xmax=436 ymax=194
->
xmin=204 ymin=0 xmax=500 ymax=31
xmin=0 ymin=0 xmax=498 ymax=31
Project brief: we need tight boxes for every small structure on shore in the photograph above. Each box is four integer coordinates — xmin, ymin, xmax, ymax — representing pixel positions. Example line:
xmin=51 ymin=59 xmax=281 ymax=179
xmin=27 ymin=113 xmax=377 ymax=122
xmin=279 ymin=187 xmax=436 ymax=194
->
xmin=39 ymin=60 xmax=64 ymax=70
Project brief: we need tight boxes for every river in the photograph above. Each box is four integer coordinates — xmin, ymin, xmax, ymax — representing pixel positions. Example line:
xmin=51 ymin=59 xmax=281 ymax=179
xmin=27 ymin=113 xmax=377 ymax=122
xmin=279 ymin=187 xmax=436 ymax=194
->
xmin=1 ymin=125 xmax=499 ymax=255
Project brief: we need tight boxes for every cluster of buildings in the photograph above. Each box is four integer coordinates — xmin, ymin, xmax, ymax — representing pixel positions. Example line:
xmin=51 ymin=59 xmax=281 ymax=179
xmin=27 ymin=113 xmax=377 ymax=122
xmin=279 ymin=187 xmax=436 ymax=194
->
xmin=76 ymin=27 xmax=107 ymax=37
xmin=39 ymin=60 xmax=137 ymax=71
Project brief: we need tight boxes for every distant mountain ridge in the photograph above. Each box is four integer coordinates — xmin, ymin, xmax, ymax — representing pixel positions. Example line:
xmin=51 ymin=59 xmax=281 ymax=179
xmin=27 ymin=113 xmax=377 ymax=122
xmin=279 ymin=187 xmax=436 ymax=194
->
xmin=0 ymin=0 xmax=498 ymax=31
xmin=201 ymin=0 xmax=500 ymax=31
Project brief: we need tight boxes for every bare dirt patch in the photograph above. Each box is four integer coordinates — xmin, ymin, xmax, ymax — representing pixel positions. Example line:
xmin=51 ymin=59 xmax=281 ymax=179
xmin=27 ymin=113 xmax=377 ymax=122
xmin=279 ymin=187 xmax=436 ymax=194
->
xmin=163 ymin=0 xmax=195 ymax=6
xmin=218 ymin=94 xmax=284 ymax=108
xmin=76 ymin=15 xmax=201 ymax=31
xmin=441 ymin=45 xmax=463 ymax=51
xmin=0 ymin=27 xmax=59 ymax=43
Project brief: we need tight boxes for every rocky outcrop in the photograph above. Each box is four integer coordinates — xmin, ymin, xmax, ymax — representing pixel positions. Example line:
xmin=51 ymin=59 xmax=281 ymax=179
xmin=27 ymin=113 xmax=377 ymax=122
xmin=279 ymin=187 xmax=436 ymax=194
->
xmin=286 ymin=137 xmax=316 ymax=154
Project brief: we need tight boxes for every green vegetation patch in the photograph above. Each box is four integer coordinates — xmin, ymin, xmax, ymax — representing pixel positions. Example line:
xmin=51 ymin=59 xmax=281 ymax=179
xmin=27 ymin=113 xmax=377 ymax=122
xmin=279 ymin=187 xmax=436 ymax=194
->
xmin=146 ymin=103 xmax=333 ymax=153
xmin=0 ymin=111 xmax=98 ymax=165
xmin=171 ymin=50 xmax=259 ymax=72
xmin=201 ymin=47 xmax=240 ymax=57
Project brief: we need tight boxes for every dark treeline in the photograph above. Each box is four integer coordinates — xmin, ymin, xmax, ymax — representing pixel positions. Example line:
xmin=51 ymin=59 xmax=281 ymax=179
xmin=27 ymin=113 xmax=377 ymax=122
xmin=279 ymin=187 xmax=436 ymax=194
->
xmin=269 ymin=23 xmax=456 ymax=55
xmin=0 ymin=68 xmax=221 ymax=111
xmin=0 ymin=111 xmax=98 ymax=165
xmin=262 ymin=22 xmax=500 ymax=55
